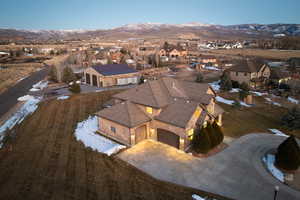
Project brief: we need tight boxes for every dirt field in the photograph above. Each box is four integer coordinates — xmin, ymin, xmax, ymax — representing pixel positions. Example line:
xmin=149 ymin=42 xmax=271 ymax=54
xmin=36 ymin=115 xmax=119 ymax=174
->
xmin=208 ymin=49 xmax=300 ymax=60
xmin=0 ymin=63 xmax=43 ymax=94
xmin=220 ymin=93 xmax=299 ymax=138
xmin=0 ymin=91 xmax=227 ymax=200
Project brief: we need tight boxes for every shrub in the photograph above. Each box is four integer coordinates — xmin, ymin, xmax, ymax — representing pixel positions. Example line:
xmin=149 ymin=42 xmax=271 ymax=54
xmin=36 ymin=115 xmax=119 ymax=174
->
xmin=139 ymin=76 xmax=145 ymax=84
xmin=195 ymin=73 xmax=204 ymax=83
xmin=48 ymin=66 xmax=58 ymax=82
xmin=192 ymin=127 xmax=212 ymax=154
xmin=231 ymin=80 xmax=240 ymax=88
xmin=275 ymin=135 xmax=300 ymax=171
xmin=211 ymin=121 xmax=224 ymax=146
xmin=232 ymin=100 xmax=241 ymax=109
xmin=240 ymin=82 xmax=250 ymax=92
xmin=220 ymin=73 xmax=232 ymax=91
xmin=69 ymin=82 xmax=81 ymax=93
xmin=281 ymin=106 xmax=300 ymax=130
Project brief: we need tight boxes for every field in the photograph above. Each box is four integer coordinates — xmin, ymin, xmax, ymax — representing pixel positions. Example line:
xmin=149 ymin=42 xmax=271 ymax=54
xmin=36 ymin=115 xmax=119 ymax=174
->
xmin=0 ymin=91 xmax=226 ymax=200
xmin=220 ymin=93 xmax=299 ymax=138
xmin=208 ymin=49 xmax=300 ymax=60
xmin=0 ymin=63 xmax=43 ymax=94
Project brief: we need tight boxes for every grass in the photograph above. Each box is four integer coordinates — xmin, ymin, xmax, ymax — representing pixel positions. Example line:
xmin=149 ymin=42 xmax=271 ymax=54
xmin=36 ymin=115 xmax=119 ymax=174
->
xmin=219 ymin=92 xmax=299 ymax=138
xmin=0 ymin=90 xmax=229 ymax=200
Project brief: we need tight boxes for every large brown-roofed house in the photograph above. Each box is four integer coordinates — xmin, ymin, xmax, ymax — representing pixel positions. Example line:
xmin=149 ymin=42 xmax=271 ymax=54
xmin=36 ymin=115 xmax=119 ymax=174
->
xmin=96 ymin=77 xmax=223 ymax=151
xmin=228 ymin=59 xmax=271 ymax=89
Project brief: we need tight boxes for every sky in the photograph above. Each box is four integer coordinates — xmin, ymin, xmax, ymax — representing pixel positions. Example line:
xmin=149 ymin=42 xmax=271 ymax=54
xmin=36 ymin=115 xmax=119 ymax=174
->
xmin=0 ymin=0 xmax=299 ymax=30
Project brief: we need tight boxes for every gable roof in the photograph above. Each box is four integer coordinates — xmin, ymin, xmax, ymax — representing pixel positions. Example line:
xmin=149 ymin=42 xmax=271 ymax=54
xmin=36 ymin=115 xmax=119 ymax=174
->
xmin=91 ymin=64 xmax=138 ymax=76
xmin=96 ymin=101 xmax=151 ymax=128
xmin=113 ymin=77 xmax=214 ymax=108
xmin=155 ymin=98 xmax=199 ymax=128
xmin=229 ymin=59 xmax=266 ymax=73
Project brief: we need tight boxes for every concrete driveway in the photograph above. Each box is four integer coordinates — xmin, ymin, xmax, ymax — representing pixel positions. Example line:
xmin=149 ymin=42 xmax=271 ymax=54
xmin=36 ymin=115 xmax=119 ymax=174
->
xmin=118 ymin=134 xmax=300 ymax=200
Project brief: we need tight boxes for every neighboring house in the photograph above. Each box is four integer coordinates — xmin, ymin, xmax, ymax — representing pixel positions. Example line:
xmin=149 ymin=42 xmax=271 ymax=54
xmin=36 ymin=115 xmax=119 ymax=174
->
xmin=159 ymin=45 xmax=187 ymax=58
xmin=228 ymin=59 xmax=271 ymax=88
xmin=198 ymin=55 xmax=218 ymax=66
xmin=83 ymin=64 xmax=140 ymax=87
xmin=96 ymin=77 xmax=224 ymax=151
xmin=269 ymin=69 xmax=291 ymax=84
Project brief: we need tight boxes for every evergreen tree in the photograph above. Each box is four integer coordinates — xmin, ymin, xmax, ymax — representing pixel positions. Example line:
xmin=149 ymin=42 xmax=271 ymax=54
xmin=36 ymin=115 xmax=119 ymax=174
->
xmin=220 ymin=73 xmax=232 ymax=91
xmin=192 ymin=126 xmax=212 ymax=154
xmin=212 ymin=121 xmax=224 ymax=146
xmin=275 ymin=135 xmax=300 ymax=171
xmin=195 ymin=73 xmax=204 ymax=83
xmin=139 ymin=76 xmax=145 ymax=84
xmin=239 ymin=83 xmax=250 ymax=101
xmin=120 ymin=56 xmax=127 ymax=64
xmin=62 ymin=67 xmax=76 ymax=83
xmin=48 ymin=66 xmax=58 ymax=82
xmin=281 ymin=106 xmax=300 ymax=130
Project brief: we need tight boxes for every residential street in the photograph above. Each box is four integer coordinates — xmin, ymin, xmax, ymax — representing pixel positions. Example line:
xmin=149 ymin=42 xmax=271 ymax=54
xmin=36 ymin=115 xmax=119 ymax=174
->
xmin=118 ymin=134 xmax=300 ymax=200
xmin=0 ymin=66 xmax=49 ymax=119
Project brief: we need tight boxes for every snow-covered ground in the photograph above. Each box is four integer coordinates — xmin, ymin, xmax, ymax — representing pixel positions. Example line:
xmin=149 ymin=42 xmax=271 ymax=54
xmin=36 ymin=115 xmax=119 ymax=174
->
xmin=17 ymin=95 xmax=35 ymax=101
xmin=204 ymin=66 xmax=220 ymax=71
xmin=192 ymin=194 xmax=205 ymax=200
xmin=269 ymin=129 xmax=288 ymax=137
xmin=29 ymin=80 xmax=48 ymax=92
xmin=0 ymin=97 xmax=41 ymax=147
xmin=262 ymin=154 xmax=284 ymax=182
xmin=251 ymin=91 xmax=268 ymax=96
xmin=288 ymin=97 xmax=299 ymax=104
xmin=209 ymin=81 xmax=220 ymax=92
xmin=74 ymin=116 xmax=125 ymax=156
xmin=264 ymin=97 xmax=281 ymax=107
xmin=57 ymin=95 xmax=69 ymax=100
xmin=229 ymin=88 xmax=241 ymax=93
xmin=216 ymin=96 xmax=252 ymax=107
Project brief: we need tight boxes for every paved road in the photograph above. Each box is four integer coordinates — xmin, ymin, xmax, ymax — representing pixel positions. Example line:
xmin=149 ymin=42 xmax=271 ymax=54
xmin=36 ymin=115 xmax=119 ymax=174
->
xmin=118 ymin=134 xmax=300 ymax=200
xmin=0 ymin=66 xmax=49 ymax=118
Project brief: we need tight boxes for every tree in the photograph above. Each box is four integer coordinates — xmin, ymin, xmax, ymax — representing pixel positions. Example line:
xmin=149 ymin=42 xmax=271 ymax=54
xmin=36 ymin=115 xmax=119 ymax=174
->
xmin=192 ymin=127 xmax=212 ymax=154
xmin=69 ymin=82 xmax=81 ymax=93
xmin=48 ymin=66 xmax=58 ymax=82
xmin=120 ymin=56 xmax=127 ymax=64
xmin=220 ymin=73 xmax=232 ymax=91
xmin=211 ymin=121 xmax=224 ymax=146
xmin=239 ymin=82 xmax=250 ymax=101
xmin=107 ymin=56 xmax=113 ymax=64
xmin=281 ymin=106 xmax=300 ymax=130
xmin=231 ymin=80 xmax=240 ymax=88
xmin=195 ymin=73 xmax=204 ymax=83
xmin=275 ymin=135 xmax=300 ymax=171
xmin=163 ymin=41 xmax=170 ymax=50
xmin=62 ymin=67 xmax=76 ymax=83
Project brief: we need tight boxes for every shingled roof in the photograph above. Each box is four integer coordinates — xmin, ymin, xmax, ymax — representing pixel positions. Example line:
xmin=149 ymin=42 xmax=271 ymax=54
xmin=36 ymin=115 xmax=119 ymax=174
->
xmin=113 ymin=77 xmax=214 ymax=108
xmin=96 ymin=101 xmax=151 ymax=128
xmin=91 ymin=64 xmax=138 ymax=76
xmin=229 ymin=59 xmax=266 ymax=73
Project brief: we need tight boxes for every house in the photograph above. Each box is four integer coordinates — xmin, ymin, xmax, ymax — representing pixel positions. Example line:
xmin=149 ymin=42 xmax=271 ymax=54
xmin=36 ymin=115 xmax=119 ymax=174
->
xmin=83 ymin=64 xmax=140 ymax=87
xmin=198 ymin=55 xmax=218 ymax=66
xmin=159 ymin=45 xmax=187 ymax=58
xmin=96 ymin=77 xmax=224 ymax=151
xmin=228 ymin=59 xmax=271 ymax=88
xmin=269 ymin=69 xmax=291 ymax=84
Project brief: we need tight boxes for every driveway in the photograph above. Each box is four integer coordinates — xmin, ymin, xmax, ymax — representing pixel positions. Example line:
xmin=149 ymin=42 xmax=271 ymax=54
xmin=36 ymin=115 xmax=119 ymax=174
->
xmin=118 ymin=134 xmax=300 ymax=200
xmin=0 ymin=66 xmax=49 ymax=118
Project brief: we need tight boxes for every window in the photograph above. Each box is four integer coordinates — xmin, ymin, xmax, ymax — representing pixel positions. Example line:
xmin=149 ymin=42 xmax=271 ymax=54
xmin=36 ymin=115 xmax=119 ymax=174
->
xmin=203 ymin=121 xmax=208 ymax=128
xmin=236 ymin=72 xmax=238 ymax=76
xmin=187 ymin=129 xmax=194 ymax=140
xmin=110 ymin=126 xmax=116 ymax=133
xmin=244 ymin=72 xmax=247 ymax=76
xmin=194 ymin=107 xmax=201 ymax=118
xmin=146 ymin=107 xmax=153 ymax=114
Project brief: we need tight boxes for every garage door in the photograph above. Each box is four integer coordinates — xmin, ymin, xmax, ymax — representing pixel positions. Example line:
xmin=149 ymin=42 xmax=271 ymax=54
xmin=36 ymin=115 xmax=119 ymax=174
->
xmin=135 ymin=125 xmax=147 ymax=144
xmin=157 ymin=129 xmax=180 ymax=149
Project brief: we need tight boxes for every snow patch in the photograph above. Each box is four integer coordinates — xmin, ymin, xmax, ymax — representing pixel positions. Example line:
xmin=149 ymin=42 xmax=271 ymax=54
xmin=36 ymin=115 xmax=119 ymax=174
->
xmin=269 ymin=129 xmax=288 ymax=137
xmin=209 ymin=81 xmax=220 ymax=92
xmin=30 ymin=80 xmax=48 ymax=92
xmin=18 ymin=95 xmax=35 ymax=101
xmin=262 ymin=154 xmax=284 ymax=182
xmin=288 ymin=97 xmax=299 ymax=104
xmin=74 ymin=116 xmax=125 ymax=156
xmin=229 ymin=88 xmax=241 ymax=93
xmin=216 ymin=96 xmax=251 ymax=107
xmin=204 ymin=66 xmax=220 ymax=71
xmin=0 ymin=97 xmax=41 ymax=147
xmin=192 ymin=194 xmax=205 ymax=200
xmin=57 ymin=95 xmax=69 ymax=100
xmin=264 ymin=98 xmax=281 ymax=106
xmin=251 ymin=91 xmax=268 ymax=96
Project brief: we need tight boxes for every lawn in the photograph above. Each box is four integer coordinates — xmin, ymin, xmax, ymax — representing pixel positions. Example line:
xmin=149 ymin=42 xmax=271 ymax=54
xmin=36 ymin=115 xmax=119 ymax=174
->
xmin=0 ymin=90 xmax=228 ymax=200
xmin=219 ymin=93 xmax=299 ymax=138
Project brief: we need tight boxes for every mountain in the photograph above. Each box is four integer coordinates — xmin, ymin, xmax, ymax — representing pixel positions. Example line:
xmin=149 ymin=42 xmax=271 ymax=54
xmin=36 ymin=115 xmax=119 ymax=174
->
xmin=0 ymin=23 xmax=299 ymax=42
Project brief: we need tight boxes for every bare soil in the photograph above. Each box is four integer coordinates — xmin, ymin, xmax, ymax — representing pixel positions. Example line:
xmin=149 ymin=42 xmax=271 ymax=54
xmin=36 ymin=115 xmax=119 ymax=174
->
xmin=0 ymin=91 xmax=223 ymax=200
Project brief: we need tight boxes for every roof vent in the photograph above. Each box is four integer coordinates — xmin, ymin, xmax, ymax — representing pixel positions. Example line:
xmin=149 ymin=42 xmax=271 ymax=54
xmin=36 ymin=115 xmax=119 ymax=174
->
xmin=174 ymin=98 xmax=177 ymax=101
xmin=186 ymin=100 xmax=190 ymax=103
